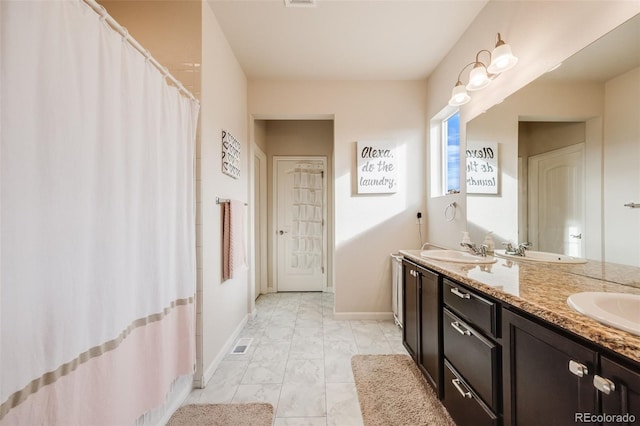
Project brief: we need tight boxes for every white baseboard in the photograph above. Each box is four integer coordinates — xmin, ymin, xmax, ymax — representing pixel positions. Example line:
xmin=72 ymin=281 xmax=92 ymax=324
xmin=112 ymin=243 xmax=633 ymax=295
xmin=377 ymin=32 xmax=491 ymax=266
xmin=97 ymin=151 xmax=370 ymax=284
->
xmin=135 ymin=374 xmax=193 ymax=426
xmin=201 ymin=314 xmax=249 ymax=387
xmin=332 ymin=311 xmax=394 ymax=320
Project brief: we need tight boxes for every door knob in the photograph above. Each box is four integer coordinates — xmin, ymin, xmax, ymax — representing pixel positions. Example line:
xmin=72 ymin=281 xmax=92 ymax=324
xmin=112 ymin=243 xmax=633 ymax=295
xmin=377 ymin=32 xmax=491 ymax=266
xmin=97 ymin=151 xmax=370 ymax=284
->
xmin=278 ymin=230 xmax=288 ymax=235
xmin=570 ymin=233 xmax=582 ymax=239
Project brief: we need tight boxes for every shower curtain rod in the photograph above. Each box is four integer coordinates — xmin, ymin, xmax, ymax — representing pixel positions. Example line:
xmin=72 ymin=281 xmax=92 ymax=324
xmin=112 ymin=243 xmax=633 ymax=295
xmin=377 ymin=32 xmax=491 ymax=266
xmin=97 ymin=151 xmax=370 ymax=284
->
xmin=82 ymin=0 xmax=199 ymax=104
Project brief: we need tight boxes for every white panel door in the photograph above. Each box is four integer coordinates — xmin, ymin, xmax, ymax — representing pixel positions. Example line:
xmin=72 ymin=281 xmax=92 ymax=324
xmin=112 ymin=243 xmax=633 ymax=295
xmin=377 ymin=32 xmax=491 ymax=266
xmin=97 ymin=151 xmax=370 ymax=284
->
xmin=274 ymin=157 xmax=326 ymax=292
xmin=529 ymin=144 xmax=585 ymax=256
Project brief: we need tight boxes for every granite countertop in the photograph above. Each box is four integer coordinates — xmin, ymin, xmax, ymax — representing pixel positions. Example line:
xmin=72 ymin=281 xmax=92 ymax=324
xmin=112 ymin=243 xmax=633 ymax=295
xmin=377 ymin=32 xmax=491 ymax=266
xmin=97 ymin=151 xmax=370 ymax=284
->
xmin=399 ymin=249 xmax=640 ymax=364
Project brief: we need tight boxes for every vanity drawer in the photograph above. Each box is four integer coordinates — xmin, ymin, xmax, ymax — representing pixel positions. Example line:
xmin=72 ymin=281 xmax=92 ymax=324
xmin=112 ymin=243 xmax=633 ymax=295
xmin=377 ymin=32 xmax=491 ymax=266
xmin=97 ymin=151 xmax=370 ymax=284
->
xmin=443 ymin=360 xmax=498 ymax=426
xmin=443 ymin=279 xmax=497 ymax=337
xmin=443 ymin=308 xmax=500 ymax=412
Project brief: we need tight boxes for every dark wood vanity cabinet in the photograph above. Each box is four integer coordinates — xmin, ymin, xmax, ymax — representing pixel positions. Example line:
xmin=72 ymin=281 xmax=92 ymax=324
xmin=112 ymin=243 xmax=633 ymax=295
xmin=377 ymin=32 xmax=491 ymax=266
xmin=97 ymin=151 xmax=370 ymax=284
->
xmin=402 ymin=260 xmax=419 ymax=360
xmin=502 ymin=308 xmax=597 ymax=426
xmin=442 ymin=279 xmax=500 ymax=426
xmin=401 ymin=256 xmax=640 ymax=426
xmin=402 ymin=260 xmax=442 ymax=397
xmin=599 ymin=356 xmax=640 ymax=425
xmin=503 ymin=307 xmax=640 ymax=426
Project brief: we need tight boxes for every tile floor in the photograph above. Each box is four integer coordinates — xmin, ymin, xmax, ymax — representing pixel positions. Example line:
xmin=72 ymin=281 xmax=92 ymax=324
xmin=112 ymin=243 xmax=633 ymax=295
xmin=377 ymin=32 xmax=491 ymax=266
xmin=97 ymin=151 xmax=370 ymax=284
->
xmin=183 ymin=291 xmax=408 ymax=425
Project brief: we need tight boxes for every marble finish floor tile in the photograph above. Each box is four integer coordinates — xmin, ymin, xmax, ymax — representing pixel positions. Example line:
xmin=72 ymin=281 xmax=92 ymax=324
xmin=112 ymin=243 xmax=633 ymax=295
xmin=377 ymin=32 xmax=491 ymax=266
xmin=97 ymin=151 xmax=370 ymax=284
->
xmin=185 ymin=291 xmax=402 ymax=424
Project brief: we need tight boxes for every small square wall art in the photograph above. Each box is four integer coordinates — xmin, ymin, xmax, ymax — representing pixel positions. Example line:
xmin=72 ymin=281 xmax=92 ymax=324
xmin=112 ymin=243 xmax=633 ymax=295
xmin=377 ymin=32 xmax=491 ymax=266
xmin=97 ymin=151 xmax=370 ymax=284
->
xmin=222 ymin=130 xmax=240 ymax=179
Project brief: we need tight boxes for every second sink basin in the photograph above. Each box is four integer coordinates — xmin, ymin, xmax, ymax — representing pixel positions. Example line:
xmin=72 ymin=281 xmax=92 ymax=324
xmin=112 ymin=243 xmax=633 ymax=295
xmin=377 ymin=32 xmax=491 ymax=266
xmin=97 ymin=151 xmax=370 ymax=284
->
xmin=494 ymin=249 xmax=587 ymax=264
xmin=567 ymin=292 xmax=640 ymax=336
xmin=420 ymin=249 xmax=497 ymax=264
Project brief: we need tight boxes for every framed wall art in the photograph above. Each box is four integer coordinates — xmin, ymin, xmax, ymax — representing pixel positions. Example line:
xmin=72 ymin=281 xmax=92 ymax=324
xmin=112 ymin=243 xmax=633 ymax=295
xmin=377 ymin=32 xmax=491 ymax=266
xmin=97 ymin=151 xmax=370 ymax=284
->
xmin=222 ymin=130 xmax=240 ymax=179
xmin=357 ymin=141 xmax=397 ymax=194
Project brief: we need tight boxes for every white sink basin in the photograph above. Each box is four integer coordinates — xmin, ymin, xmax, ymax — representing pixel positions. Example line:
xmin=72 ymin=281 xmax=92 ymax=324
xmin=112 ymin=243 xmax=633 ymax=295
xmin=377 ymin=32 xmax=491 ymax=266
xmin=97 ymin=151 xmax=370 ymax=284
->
xmin=567 ymin=292 xmax=640 ymax=336
xmin=494 ymin=249 xmax=587 ymax=264
xmin=420 ymin=250 xmax=497 ymax=264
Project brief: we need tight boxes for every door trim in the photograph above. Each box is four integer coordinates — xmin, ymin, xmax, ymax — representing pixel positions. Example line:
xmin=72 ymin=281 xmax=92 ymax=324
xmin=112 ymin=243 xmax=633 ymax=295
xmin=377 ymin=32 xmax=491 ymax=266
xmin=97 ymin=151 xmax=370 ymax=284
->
xmin=253 ymin=144 xmax=268 ymax=298
xmin=272 ymin=156 xmax=328 ymax=292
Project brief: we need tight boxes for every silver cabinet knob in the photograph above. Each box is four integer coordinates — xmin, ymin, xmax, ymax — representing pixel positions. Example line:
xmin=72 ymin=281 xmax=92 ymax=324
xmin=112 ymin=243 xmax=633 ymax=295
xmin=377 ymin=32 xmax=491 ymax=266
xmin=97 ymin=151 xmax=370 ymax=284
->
xmin=451 ymin=321 xmax=472 ymax=336
xmin=450 ymin=287 xmax=470 ymax=299
xmin=452 ymin=378 xmax=473 ymax=398
xmin=568 ymin=360 xmax=589 ymax=377
xmin=593 ymin=375 xmax=616 ymax=395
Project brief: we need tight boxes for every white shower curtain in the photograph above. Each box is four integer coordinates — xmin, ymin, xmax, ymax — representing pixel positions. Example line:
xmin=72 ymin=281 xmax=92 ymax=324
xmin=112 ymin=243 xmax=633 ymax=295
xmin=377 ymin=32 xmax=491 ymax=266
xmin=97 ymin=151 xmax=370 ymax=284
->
xmin=1 ymin=1 xmax=199 ymax=424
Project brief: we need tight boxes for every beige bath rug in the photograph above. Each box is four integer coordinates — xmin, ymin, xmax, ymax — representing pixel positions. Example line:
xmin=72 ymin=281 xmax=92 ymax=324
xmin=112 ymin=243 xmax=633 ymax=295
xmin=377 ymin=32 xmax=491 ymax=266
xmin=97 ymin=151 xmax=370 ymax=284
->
xmin=351 ymin=354 xmax=455 ymax=426
xmin=167 ymin=402 xmax=274 ymax=426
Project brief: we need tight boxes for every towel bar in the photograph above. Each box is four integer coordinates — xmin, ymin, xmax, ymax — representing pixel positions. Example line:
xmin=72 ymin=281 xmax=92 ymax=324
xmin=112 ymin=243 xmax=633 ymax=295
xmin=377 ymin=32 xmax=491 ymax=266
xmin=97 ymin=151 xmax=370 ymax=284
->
xmin=216 ymin=197 xmax=248 ymax=206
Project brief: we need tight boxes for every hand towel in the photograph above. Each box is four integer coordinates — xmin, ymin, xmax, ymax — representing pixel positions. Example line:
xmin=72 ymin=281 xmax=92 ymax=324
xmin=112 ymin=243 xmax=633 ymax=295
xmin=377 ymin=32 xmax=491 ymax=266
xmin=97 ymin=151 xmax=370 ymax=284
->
xmin=222 ymin=200 xmax=246 ymax=281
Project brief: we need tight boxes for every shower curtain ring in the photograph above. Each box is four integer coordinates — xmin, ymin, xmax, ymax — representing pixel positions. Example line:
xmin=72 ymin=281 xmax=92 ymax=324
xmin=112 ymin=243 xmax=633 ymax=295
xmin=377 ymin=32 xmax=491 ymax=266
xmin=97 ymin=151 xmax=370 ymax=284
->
xmin=120 ymin=27 xmax=130 ymax=42
xmin=97 ymin=4 xmax=108 ymax=17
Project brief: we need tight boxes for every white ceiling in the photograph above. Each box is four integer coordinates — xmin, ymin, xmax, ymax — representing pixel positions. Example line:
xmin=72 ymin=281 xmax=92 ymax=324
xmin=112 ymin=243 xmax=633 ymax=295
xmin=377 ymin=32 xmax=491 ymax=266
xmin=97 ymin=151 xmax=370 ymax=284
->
xmin=207 ymin=0 xmax=488 ymax=80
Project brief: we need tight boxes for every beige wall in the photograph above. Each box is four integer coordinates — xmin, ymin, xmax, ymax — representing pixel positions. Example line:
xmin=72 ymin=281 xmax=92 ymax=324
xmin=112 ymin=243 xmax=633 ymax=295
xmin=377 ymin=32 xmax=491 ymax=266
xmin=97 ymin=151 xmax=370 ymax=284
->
xmin=263 ymin=120 xmax=334 ymax=290
xmin=100 ymin=0 xmax=202 ymax=94
xmin=425 ymin=1 xmax=640 ymax=250
xmin=604 ymin=67 xmax=640 ymax=266
xmin=254 ymin=119 xmax=267 ymax=153
xmin=199 ymin=0 xmax=249 ymax=385
xmin=249 ymin=81 xmax=427 ymax=316
xmin=519 ymin=122 xmax=585 ymax=159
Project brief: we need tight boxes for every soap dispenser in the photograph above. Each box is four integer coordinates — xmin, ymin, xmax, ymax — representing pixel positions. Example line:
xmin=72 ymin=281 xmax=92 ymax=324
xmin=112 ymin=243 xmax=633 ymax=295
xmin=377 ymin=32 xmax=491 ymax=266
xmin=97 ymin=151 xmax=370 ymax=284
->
xmin=483 ymin=232 xmax=495 ymax=253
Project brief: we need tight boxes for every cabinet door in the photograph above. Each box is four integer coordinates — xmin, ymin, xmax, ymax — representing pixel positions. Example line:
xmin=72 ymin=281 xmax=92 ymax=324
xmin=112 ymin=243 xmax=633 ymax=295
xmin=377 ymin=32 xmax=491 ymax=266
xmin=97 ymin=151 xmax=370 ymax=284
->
xmin=503 ymin=309 xmax=597 ymax=426
xmin=402 ymin=261 xmax=419 ymax=360
xmin=419 ymin=267 xmax=441 ymax=396
xmin=598 ymin=356 xmax=640 ymax=425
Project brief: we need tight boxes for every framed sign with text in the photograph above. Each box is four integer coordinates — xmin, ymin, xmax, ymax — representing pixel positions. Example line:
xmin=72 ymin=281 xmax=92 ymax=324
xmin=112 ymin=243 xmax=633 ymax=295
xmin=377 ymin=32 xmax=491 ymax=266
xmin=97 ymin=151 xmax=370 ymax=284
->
xmin=466 ymin=141 xmax=498 ymax=194
xmin=357 ymin=141 xmax=397 ymax=194
xmin=222 ymin=130 xmax=240 ymax=179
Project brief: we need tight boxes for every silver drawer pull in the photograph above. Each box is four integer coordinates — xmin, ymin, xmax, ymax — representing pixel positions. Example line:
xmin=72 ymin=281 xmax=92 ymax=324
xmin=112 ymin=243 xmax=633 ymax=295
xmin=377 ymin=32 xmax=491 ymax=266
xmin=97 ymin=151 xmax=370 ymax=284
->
xmin=452 ymin=378 xmax=473 ymax=398
xmin=451 ymin=321 xmax=471 ymax=336
xmin=450 ymin=287 xmax=471 ymax=299
xmin=568 ymin=360 xmax=589 ymax=377
xmin=593 ymin=375 xmax=616 ymax=395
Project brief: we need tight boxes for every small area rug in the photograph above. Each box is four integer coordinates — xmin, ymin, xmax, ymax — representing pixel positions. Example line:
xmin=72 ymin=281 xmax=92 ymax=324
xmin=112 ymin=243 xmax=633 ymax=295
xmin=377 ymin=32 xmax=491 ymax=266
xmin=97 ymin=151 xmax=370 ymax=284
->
xmin=167 ymin=402 xmax=274 ymax=426
xmin=351 ymin=354 xmax=455 ymax=426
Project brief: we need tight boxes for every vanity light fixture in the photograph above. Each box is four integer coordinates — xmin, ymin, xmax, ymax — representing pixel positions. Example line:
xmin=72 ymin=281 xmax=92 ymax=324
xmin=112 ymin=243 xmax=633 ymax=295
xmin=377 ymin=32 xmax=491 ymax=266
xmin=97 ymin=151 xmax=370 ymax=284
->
xmin=448 ymin=33 xmax=518 ymax=106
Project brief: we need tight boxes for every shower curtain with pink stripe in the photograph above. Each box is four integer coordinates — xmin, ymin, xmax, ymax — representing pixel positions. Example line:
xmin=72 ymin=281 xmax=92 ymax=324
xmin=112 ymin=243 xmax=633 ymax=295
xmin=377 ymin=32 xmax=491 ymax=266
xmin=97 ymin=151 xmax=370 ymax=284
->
xmin=0 ymin=1 xmax=199 ymax=424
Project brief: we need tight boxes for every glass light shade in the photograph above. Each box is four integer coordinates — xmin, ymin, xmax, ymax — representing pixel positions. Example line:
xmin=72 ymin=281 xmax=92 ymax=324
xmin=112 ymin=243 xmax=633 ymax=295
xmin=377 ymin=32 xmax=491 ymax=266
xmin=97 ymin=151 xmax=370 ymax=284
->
xmin=448 ymin=84 xmax=470 ymax=106
xmin=466 ymin=65 xmax=491 ymax=91
xmin=487 ymin=43 xmax=518 ymax=74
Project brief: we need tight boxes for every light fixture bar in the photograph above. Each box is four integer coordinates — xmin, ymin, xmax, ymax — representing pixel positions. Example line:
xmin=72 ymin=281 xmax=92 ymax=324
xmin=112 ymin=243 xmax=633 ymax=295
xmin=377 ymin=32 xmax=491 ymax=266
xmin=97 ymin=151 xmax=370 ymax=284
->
xmin=448 ymin=32 xmax=518 ymax=107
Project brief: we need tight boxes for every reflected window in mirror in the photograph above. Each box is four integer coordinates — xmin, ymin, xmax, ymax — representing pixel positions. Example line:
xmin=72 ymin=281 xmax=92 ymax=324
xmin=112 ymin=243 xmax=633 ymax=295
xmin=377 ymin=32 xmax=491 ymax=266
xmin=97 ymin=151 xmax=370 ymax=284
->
xmin=444 ymin=111 xmax=461 ymax=194
xmin=429 ymin=107 xmax=461 ymax=197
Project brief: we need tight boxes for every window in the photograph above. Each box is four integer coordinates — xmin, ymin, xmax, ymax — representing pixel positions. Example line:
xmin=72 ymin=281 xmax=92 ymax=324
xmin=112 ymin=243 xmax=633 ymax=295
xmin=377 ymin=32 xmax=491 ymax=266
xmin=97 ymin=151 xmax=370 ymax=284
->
xmin=443 ymin=111 xmax=461 ymax=194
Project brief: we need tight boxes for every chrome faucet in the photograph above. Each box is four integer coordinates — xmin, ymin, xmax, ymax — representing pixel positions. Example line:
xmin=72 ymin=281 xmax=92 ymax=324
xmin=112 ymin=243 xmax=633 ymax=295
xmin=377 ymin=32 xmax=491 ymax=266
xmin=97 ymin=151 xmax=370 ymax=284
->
xmin=502 ymin=241 xmax=531 ymax=257
xmin=460 ymin=242 xmax=488 ymax=257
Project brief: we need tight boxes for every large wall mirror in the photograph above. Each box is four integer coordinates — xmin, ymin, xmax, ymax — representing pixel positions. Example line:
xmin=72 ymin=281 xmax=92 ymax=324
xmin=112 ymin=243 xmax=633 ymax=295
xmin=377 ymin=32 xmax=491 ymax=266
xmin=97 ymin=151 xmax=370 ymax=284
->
xmin=466 ymin=13 xmax=640 ymax=273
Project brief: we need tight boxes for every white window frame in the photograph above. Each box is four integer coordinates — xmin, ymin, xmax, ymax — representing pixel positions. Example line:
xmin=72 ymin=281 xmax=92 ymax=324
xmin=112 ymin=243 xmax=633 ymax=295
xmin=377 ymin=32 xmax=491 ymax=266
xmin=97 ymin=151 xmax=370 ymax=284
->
xmin=429 ymin=106 xmax=461 ymax=198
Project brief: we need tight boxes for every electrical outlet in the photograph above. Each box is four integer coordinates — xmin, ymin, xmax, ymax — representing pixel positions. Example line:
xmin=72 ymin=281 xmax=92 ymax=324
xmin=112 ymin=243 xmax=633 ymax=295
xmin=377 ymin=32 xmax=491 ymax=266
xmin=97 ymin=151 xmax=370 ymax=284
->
xmin=416 ymin=211 xmax=422 ymax=224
